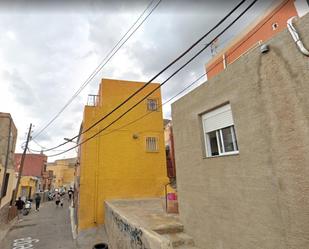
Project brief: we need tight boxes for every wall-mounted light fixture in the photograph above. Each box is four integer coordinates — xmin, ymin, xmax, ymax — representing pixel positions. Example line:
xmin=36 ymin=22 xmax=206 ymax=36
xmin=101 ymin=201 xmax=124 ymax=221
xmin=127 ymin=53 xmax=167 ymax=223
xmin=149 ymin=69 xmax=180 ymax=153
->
xmin=260 ymin=44 xmax=269 ymax=54
xmin=132 ymin=133 xmax=139 ymax=139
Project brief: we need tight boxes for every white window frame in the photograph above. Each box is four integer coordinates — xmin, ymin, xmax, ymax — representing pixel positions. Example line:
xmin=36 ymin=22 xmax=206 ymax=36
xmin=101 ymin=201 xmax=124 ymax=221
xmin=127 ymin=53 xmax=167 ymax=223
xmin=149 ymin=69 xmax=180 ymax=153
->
xmin=205 ymin=126 xmax=239 ymax=157
xmin=202 ymin=104 xmax=239 ymax=157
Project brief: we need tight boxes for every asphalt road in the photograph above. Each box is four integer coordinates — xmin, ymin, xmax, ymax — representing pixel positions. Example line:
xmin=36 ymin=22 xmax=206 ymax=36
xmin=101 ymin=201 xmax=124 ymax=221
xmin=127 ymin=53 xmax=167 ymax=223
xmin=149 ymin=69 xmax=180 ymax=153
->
xmin=0 ymin=199 xmax=76 ymax=249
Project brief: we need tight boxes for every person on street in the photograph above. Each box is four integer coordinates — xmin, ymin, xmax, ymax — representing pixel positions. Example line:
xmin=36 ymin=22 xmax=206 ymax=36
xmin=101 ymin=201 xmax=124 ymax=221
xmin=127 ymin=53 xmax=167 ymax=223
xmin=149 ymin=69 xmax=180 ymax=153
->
xmin=68 ymin=187 xmax=74 ymax=201
xmin=34 ymin=193 xmax=41 ymax=211
xmin=55 ymin=192 xmax=61 ymax=207
xmin=60 ymin=195 xmax=64 ymax=207
xmin=15 ymin=197 xmax=25 ymax=220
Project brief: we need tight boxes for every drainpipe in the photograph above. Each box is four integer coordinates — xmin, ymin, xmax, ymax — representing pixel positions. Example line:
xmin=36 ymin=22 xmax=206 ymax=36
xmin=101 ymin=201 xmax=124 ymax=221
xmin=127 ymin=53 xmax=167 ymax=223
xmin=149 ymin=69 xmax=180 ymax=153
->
xmin=287 ymin=16 xmax=309 ymax=56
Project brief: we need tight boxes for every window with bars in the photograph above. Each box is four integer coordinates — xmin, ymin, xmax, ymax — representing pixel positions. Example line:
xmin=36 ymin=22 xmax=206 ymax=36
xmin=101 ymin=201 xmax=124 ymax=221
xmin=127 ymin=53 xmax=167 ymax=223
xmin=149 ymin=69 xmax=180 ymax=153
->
xmin=202 ymin=104 xmax=239 ymax=157
xmin=147 ymin=99 xmax=158 ymax=111
xmin=146 ymin=137 xmax=158 ymax=152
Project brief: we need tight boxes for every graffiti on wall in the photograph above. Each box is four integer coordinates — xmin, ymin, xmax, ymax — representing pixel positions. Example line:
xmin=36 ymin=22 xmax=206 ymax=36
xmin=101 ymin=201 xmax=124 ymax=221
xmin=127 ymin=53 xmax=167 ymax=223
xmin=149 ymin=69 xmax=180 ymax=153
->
xmin=112 ymin=211 xmax=148 ymax=249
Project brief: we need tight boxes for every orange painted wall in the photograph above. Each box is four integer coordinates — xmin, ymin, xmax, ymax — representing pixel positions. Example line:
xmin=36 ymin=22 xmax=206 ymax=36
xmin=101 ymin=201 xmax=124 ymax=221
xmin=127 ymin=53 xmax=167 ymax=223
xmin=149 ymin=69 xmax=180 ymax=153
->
xmin=206 ymin=0 xmax=298 ymax=79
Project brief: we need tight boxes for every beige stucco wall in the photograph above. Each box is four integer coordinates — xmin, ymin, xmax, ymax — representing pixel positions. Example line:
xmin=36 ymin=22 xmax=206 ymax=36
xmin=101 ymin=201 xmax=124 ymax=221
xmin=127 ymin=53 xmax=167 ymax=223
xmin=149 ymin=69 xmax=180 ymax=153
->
xmin=0 ymin=167 xmax=16 ymax=208
xmin=172 ymin=14 xmax=309 ymax=249
xmin=0 ymin=113 xmax=17 ymax=209
xmin=47 ymin=158 xmax=76 ymax=189
xmin=105 ymin=201 xmax=172 ymax=249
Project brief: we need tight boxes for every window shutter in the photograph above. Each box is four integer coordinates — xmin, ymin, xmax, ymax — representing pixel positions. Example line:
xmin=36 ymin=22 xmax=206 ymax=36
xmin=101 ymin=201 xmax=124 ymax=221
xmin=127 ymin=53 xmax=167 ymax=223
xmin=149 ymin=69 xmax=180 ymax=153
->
xmin=202 ymin=104 xmax=234 ymax=133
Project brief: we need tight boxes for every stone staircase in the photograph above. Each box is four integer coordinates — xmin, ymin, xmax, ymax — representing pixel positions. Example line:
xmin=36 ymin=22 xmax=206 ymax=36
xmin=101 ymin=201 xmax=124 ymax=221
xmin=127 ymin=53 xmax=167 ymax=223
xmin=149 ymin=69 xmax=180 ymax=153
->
xmin=153 ymin=222 xmax=200 ymax=249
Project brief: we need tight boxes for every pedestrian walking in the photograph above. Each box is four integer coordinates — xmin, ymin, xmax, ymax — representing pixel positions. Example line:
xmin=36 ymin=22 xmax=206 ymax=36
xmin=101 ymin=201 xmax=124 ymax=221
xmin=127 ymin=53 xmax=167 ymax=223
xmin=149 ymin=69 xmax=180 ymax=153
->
xmin=15 ymin=197 xmax=25 ymax=220
xmin=60 ymin=196 xmax=64 ymax=207
xmin=55 ymin=193 xmax=61 ymax=207
xmin=68 ymin=187 xmax=74 ymax=201
xmin=34 ymin=193 xmax=41 ymax=211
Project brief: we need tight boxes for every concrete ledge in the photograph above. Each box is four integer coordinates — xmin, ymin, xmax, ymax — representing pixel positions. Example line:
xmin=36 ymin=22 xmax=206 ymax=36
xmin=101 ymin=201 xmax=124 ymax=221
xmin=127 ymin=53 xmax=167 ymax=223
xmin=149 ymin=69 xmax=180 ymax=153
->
xmin=69 ymin=205 xmax=77 ymax=240
xmin=105 ymin=199 xmax=175 ymax=249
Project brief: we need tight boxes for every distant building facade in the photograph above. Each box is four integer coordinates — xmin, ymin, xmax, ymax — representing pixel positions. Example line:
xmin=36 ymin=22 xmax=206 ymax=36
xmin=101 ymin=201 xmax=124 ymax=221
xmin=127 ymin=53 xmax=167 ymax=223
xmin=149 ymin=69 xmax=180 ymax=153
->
xmin=14 ymin=153 xmax=47 ymax=195
xmin=46 ymin=158 xmax=76 ymax=189
xmin=172 ymin=12 xmax=309 ymax=249
xmin=17 ymin=176 xmax=38 ymax=200
xmin=41 ymin=170 xmax=53 ymax=191
xmin=206 ymin=0 xmax=308 ymax=79
xmin=76 ymin=78 xmax=168 ymax=231
xmin=0 ymin=113 xmax=17 ymax=223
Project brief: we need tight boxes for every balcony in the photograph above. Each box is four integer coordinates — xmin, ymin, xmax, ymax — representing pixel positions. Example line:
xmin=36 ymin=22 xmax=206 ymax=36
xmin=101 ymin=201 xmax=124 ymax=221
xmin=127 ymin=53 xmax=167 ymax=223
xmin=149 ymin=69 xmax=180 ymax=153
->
xmin=86 ymin=94 xmax=100 ymax=107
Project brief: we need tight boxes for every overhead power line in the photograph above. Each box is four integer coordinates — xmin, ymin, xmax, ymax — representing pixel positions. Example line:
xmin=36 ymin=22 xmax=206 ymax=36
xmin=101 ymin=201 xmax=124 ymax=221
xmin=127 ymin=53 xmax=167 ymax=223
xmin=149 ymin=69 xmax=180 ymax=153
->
xmin=32 ymin=0 xmax=161 ymax=140
xmin=29 ymin=73 xmax=205 ymax=154
xmin=87 ymin=73 xmax=206 ymax=139
xmin=46 ymin=0 xmax=291 ymax=157
xmin=35 ymin=0 xmax=248 ymax=153
xmin=205 ymin=0 xmax=291 ymax=77
xmin=88 ymin=0 xmax=294 ymax=145
xmin=45 ymin=0 xmax=258 ymax=158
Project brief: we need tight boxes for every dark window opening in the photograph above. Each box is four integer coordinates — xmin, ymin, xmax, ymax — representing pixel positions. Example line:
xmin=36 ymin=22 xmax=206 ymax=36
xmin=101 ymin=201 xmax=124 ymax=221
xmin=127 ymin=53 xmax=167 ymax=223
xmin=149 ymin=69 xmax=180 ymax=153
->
xmin=1 ymin=173 xmax=10 ymax=198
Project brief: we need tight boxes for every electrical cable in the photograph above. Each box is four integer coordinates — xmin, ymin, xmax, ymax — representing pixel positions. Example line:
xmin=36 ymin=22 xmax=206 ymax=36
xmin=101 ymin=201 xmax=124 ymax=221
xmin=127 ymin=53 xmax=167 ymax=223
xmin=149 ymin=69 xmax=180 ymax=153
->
xmin=205 ymin=0 xmax=291 ymax=77
xmin=34 ymin=0 xmax=248 ymax=152
xmin=32 ymin=0 xmax=161 ymax=140
xmin=91 ymin=73 xmax=206 ymax=138
xmin=104 ymin=0 xmax=294 ymax=143
xmin=45 ymin=0 xmax=258 ymax=157
xmin=29 ymin=73 xmax=205 ymax=154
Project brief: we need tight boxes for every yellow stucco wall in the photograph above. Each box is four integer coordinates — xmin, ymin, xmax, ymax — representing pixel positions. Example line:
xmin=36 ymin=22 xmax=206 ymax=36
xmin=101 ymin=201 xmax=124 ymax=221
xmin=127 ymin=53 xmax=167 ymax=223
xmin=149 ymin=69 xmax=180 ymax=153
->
xmin=47 ymin=158 xmax=75 ymax=189
xmin=17 ymin=176 xmax=37 ymax=200
xmin=0 ymin=165 xmax=16 ymax=208
xmin=78 ymin=78 xmax=168 ymax=230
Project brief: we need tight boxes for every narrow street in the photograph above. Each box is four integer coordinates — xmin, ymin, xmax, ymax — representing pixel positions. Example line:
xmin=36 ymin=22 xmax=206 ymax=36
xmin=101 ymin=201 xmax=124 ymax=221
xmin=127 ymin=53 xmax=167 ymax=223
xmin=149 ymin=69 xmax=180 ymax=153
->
xmin=0 ymin=199 xmax=76 ymax=249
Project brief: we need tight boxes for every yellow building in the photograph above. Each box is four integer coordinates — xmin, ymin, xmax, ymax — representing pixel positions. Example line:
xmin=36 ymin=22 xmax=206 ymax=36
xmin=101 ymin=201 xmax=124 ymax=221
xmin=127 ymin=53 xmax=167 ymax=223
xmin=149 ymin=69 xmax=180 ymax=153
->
xmin=0 ymin=113 xmax=17 ymax=220
xmin=47 ymin=158 xmax=76 ymax=189
xmin=76 ymin=78 xmax=168 ymax=230
xmin=0 ymin=165 xmax=17 ymax=207
xmin=17 ymin=176 xmax=38 ymax=200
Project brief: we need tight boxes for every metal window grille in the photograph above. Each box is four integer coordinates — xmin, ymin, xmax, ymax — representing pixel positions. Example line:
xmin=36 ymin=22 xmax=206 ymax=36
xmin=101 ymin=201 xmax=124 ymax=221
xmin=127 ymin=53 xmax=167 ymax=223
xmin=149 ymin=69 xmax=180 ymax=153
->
xmin=87 ymin=95 xmax=100 ymax=106
xmin=146 ymin=137 xmax=158 ymax=152
xmin=147 ymin=99 xmax=158 ymax=111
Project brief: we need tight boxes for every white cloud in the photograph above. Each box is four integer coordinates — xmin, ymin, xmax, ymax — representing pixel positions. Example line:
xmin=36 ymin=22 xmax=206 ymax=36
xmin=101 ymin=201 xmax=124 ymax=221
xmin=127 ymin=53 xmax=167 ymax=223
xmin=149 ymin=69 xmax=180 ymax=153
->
xmin=0 ymin=0 xmax=276 ymax=161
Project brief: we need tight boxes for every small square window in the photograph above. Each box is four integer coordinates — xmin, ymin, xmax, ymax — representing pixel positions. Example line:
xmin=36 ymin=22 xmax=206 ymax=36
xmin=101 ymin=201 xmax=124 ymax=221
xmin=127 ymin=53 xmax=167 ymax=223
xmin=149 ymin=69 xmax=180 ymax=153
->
xmin=202 ymin=104 xmax=239 ymax=157
xmin=205 ymin=126 xmax=238 ymax=157
xmin=147 ymin=99 xmax=158 ymax=111
xmin=146 ymin=137 xmax=158 ymax=152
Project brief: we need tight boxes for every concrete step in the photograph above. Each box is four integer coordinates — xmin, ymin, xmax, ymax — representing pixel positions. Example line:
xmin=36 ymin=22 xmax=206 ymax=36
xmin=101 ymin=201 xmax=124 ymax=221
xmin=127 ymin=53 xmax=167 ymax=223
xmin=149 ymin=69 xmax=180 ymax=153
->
xmin=163 ymin=232 xmax=195 ymax=247
xmin=153 ymin=223 xmax=184 ymax=234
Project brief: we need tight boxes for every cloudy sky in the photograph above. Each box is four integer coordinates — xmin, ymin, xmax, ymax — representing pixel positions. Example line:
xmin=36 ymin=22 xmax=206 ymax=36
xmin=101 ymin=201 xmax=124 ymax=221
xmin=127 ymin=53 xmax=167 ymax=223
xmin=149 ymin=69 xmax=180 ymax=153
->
xmin=0 ymin=0 xmax=277 ymax=161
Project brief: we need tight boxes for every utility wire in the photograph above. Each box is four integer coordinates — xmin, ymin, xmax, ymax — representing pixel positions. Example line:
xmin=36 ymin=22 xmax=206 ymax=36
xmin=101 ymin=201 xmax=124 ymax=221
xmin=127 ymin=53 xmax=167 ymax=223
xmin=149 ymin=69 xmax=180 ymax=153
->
xmin=93 ymin=0 xmax=293 ymax=142
xmin=46 ymin=0 xmax=258 ymax=157
xmin=31 ymin=138 xmax=47 ymax=149
xmin=29 ymin=73 xmax=205 ymax=153
xmin=90 ymin=73 xmax=206 ymax=138
xmin=32 ymin=0 xmax=161 ymax=140
xmin=36 ymin=0 xmax=248 ymax=152
xmin=205 ymin=0 xmax=291 ymax=76
xmin=30 ymin=74 xmax=205 ymax=154
xmin=46 ymin=0 xmax=290 ymax=157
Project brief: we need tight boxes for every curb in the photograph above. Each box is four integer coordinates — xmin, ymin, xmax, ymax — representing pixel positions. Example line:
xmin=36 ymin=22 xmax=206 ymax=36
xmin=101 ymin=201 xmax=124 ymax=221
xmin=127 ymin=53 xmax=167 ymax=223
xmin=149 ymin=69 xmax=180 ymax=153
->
xmin=69 ymin=205 xmax=77 ymax=240
xmin=0 ymin=217 xmax=17 ymax=243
